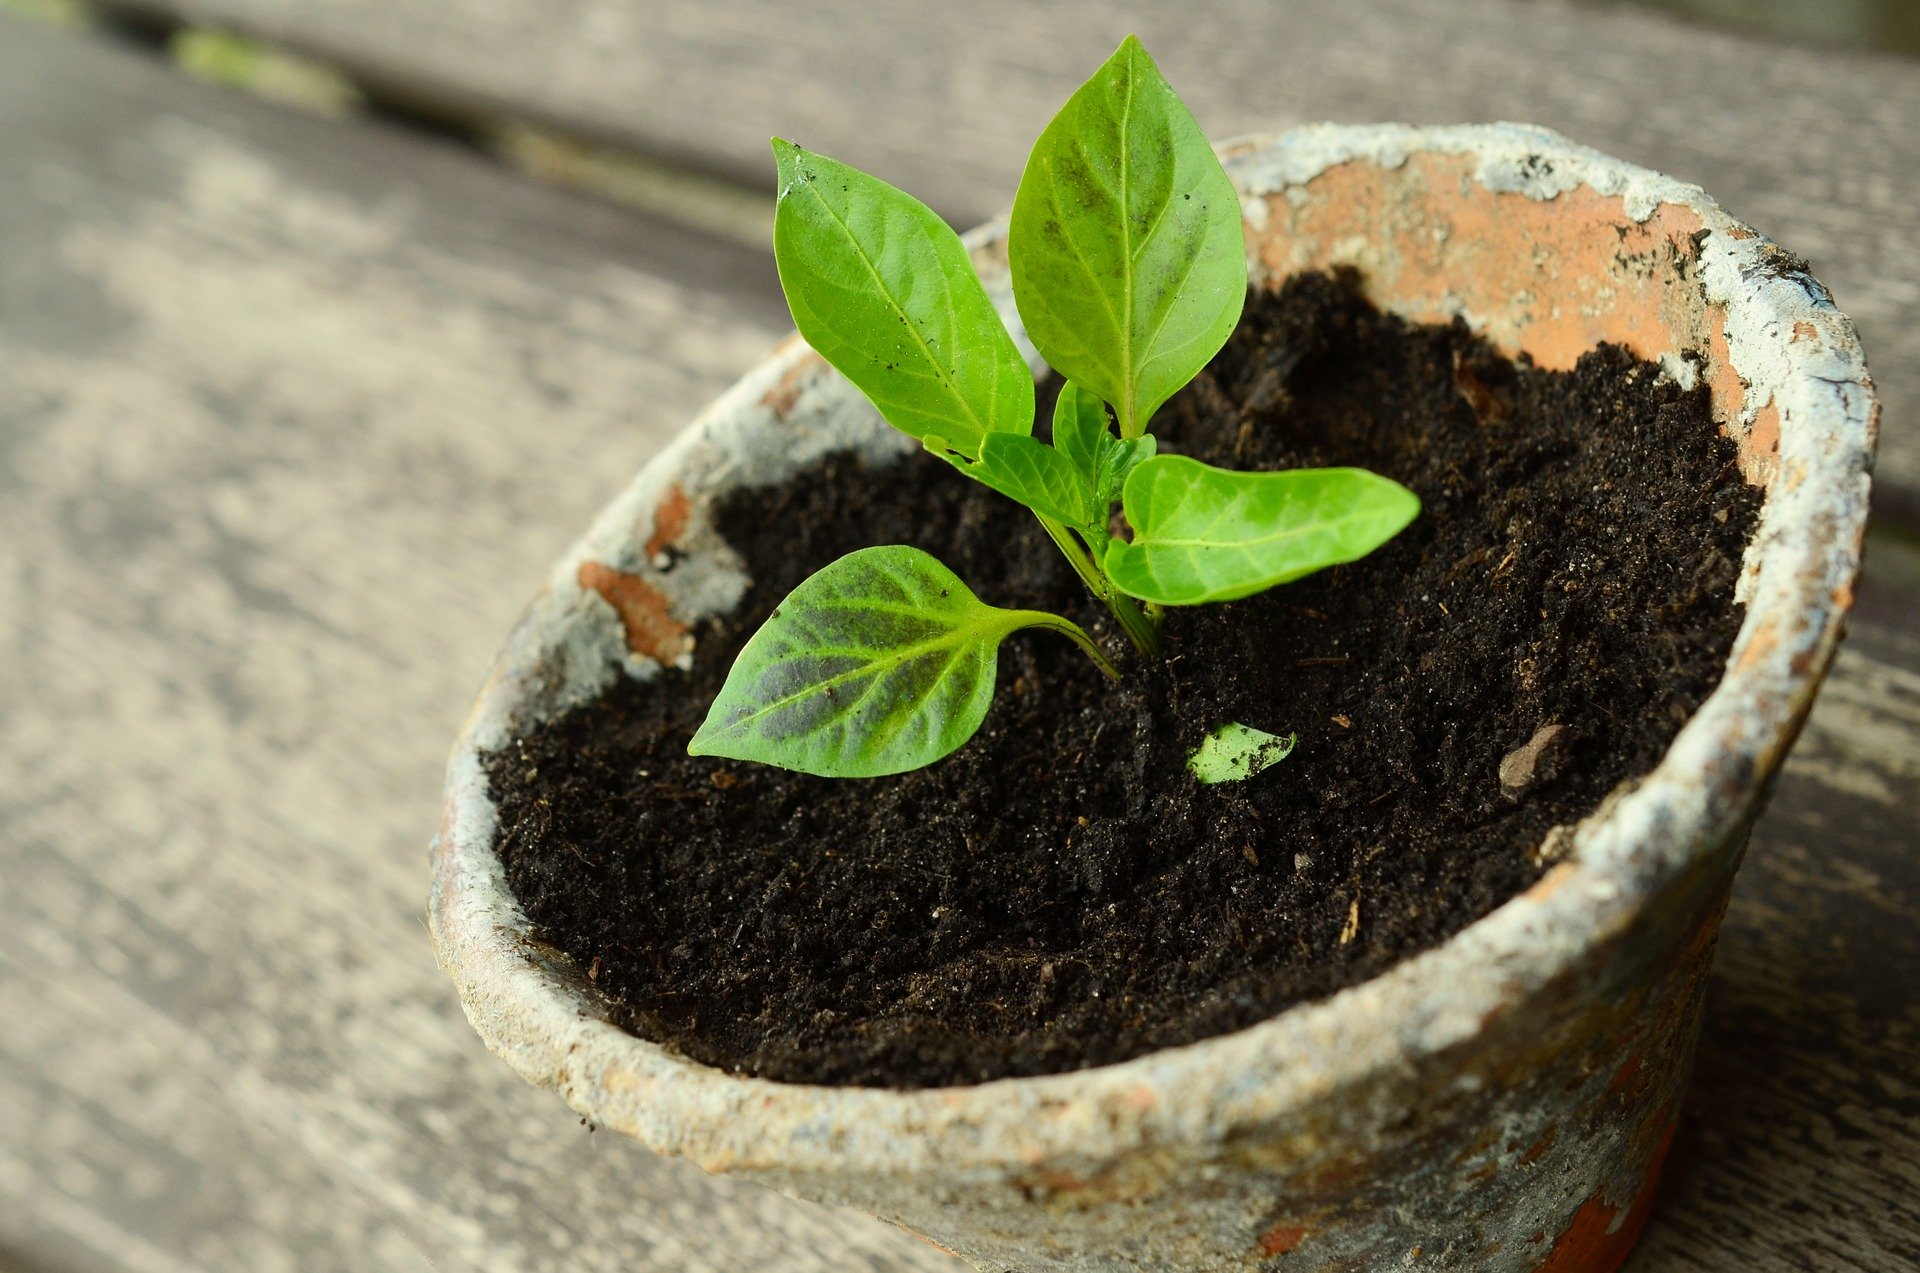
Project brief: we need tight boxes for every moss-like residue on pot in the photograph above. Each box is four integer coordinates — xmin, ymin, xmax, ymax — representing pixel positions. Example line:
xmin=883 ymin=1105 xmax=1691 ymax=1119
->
xmin=485 ymin=272 xmax=1760 ymax=1088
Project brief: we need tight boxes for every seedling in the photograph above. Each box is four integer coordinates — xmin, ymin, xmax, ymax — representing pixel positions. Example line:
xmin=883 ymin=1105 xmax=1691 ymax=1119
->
xmin=690 ymin=36 xmax=1417 ymax=779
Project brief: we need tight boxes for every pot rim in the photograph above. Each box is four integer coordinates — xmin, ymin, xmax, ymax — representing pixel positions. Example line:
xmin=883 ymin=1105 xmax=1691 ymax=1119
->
xmin=429 ymin=123 xmax=1875 ymax=1179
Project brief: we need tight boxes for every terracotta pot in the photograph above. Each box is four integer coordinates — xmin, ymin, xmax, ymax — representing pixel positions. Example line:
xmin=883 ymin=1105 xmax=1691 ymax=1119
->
xmin=430 ymin=124 xmax=1876 ymax=1271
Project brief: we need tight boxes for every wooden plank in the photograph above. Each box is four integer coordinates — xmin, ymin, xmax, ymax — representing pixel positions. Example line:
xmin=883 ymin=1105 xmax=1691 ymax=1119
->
xmin=99 ymin=0 xmax=1920 ymax=520
xmin=0 ymin=19 xmax=953 ymax=1272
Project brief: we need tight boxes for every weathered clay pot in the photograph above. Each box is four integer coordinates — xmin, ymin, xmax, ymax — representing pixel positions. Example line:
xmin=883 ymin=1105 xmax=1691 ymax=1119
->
xmin=430 ymin=125 xmax=1876 ymax=1271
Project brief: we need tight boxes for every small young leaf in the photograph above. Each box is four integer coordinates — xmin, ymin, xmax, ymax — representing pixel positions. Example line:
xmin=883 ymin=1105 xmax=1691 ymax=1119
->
xmin=958 ymin=433 xmax=1099 ymax=529
xmin=1188 ymin=722 xmax=1296 ymax=784
xmin=1106 ymin=456 xmax=1419 ymax=604
xmin=1050 ymin=380 xmax=1156 ymax=512
xmin=1096 ymin=433 xmax=1157 ymax=507
xmin=1050 ymin=380 xmax=1111 ymax=485
xmin=772 ymin=140 xmax=1033 ymax=458
xmin=1008 ymin=35 xmax=1246 ymax=439
xmin=689 ymin=545 xmax=1114 ymax=777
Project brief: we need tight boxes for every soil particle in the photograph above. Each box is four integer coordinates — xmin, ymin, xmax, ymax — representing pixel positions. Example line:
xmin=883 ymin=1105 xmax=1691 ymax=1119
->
xmin=488 ymin=270 xmax=1759 ymax=1088
xmin=1500 ymin=723 xmax=1573 ymax=797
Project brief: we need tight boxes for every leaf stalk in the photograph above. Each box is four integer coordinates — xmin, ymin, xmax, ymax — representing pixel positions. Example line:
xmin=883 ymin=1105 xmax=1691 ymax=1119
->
xmin=1007 ymin=611 xmax=1123 ymax=681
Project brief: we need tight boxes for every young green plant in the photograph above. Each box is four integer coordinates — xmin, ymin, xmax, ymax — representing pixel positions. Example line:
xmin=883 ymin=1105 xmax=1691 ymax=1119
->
xmin=689 ymin=35 xmax=1418 ymax=780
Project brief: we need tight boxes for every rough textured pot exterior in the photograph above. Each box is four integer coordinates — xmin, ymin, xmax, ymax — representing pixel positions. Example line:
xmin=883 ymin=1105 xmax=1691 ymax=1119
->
xmin=429 ymin=125 xmax=1876 ymax=1270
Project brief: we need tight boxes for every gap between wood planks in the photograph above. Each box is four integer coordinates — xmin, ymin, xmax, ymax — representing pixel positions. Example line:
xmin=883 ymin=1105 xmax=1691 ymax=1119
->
xmin=4 ymin=0 xmax=779 ymax=249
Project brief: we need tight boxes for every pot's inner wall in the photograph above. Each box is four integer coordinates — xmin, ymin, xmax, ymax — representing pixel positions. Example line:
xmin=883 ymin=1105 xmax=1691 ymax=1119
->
xmin=1251 ymin=154 xmax=1777 ymax=487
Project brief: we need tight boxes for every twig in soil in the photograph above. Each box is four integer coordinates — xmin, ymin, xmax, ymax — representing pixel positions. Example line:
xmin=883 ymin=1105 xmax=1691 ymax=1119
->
xmin=1339 ymin=898 xmax=1362 ymax=945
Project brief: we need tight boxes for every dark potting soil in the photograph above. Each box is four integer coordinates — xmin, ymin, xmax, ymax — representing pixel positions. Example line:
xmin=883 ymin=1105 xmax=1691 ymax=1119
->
xmin=488 ymin=271 xmax=1759 ymax=1089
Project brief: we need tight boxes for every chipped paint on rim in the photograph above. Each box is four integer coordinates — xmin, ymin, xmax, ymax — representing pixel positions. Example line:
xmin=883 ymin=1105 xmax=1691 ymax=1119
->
xmin=430 ymin=125 xmax=1875 ymax=1270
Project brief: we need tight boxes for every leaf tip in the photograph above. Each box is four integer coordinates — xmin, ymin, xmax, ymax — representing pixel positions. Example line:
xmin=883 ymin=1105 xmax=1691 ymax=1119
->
xmin=686 ymin=707 xmax=747 ymax=761
xmin=1379 ymin=474 xmax=1423 ymax=532
xmin=770 ymin=137 xmax=808 ymax=190
xmin=1111 ymin=33 xmax=1164 ymax=86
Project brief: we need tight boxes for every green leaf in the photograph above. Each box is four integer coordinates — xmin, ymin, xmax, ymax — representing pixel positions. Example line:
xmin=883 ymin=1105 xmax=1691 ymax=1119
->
xmin=1050 ymin=381 xmax=1156 ymax=511
xmin=940 ymin=381 xmax=1156 ymax=540
xmin=1188 ymin=722 xmax=1296 ymax=784
xmin=1050 ymin=380 xmax=1111 ymax=486
xmin=1105 ymin=456 xmax=1419 ymax=604
xmin=689 ymin=545 xmax=1114 ymax=777
xmin=1096 ymin=433 xmax=1157 ymax=507
xmin=958 ymin=433 xmax=1099 ymax=529
xmin=772 ymin=139 xmax=1032 ymax=459
xmin=1008 ymin=35 xmax=1246 ymax=439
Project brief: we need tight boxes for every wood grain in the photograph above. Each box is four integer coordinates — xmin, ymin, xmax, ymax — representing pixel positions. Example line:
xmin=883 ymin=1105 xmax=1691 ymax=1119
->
xmin=1 ymin=9 xmax=1916 ymax=1272
xmin=100 ymin=0 xmax=1920 ymax=519
xmin=0 ymin=20 xmax=948 ymax=1272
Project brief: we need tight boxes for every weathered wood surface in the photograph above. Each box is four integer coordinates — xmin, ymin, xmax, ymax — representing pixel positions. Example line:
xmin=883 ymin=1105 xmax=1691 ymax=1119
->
xmin=0 ymin=20 xmax=949 ymax=1272
xmin=2 ymin=9 xmax=1918 ymax=1273
xmin=103 ymin=0 xmax=1920 ymax=520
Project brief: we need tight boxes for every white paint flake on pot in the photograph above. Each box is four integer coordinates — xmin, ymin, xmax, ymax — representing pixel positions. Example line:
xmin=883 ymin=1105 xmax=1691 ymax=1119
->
xmin=431 ymin=126 xmax=1876 ymax=1271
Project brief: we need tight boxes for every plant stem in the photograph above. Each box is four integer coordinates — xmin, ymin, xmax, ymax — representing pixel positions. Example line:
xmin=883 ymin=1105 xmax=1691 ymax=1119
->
xmin=1035 ymin=510 xmax=1104 ymax=587
xmin=1109 ymin=589 xmax=1163 ymax=656
xmin=1033 ymin=512 xmax=1162 ymax=656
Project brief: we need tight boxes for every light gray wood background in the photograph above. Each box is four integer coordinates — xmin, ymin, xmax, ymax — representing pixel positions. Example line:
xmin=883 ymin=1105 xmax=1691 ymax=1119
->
xmin=101 ymin=0 xmax=1920 ymax=515
xmin=0 ymin=19 xmax=941 ymax=1273
xmin=1 ymin=5 xmax=1916 ymax=1271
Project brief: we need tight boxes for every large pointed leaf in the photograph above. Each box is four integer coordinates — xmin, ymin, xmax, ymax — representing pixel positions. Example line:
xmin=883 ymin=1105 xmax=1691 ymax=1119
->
xmin=689 ymin=545 xmax=1111 ymax=777
xmin=772 ymin=140 xmax=1033 ymax=458
xmin=1008 ymin=36 xmax=1246 ymax=439
xmin=1105 ymin=456 xmax=1419 ymax=604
